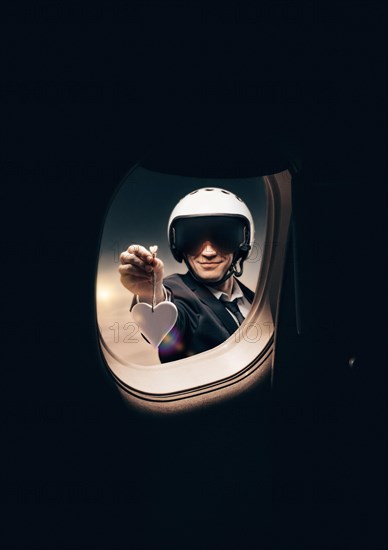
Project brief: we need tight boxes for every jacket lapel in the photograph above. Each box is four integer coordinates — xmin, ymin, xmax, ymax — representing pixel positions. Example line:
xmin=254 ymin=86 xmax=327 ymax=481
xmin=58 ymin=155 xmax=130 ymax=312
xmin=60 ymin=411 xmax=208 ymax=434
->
xmin=238 ymin=280 xmax=255 ymax=304
xmin=182 ymin=272 xmax=240 ymax=335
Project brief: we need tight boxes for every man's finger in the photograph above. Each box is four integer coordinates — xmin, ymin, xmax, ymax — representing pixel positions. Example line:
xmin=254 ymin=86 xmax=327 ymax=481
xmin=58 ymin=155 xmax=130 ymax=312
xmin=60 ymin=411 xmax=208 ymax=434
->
xmin=151 ymin=258 xmax=164 ymax=272
xmin=118 ymin=264 xmax=152 ymax=278
xmin=120 ymin=252 xmax=153 ymax=271
xmin=127 ymin=244 xmax=153 ymax=264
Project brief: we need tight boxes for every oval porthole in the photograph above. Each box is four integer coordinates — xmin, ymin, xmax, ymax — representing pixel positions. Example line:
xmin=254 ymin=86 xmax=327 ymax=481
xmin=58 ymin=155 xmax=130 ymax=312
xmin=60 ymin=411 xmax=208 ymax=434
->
xmin=96 ymin=165 xmax=292 ymax=413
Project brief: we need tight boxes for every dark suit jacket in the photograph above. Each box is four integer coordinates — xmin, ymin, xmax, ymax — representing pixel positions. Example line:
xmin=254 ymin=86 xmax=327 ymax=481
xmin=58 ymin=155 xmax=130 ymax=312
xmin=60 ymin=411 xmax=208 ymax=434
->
xmin=157 ymin=272 xmax=255 ymax=364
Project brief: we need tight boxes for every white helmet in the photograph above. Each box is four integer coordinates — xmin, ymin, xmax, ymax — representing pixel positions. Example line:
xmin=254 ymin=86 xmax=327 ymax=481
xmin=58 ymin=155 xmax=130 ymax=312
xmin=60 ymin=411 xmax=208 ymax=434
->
xmin=168 ymin=187 xmax=255 ymax=283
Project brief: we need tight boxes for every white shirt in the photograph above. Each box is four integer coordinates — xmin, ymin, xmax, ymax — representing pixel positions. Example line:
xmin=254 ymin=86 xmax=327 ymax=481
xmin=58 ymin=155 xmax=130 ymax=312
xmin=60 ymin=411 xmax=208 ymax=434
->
xmin=205 ymin=278 xmax=251 ymax=325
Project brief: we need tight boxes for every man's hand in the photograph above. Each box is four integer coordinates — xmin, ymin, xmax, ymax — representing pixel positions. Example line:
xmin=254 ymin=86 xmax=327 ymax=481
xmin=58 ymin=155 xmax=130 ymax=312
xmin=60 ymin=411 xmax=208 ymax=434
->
xmin=118 ymin=244 xmax=165 ymax=304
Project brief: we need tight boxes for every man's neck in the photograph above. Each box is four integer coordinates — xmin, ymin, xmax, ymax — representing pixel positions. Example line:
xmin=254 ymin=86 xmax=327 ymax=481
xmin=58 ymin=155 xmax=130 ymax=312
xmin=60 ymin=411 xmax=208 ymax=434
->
xmin=213 ymin=276 xmax=234 ymax=300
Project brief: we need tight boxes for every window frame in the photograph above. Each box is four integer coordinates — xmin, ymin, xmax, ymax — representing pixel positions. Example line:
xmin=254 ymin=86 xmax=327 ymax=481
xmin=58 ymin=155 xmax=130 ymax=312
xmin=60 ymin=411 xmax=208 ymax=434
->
xmin=96 ymin=169 xmax=292 ymax=413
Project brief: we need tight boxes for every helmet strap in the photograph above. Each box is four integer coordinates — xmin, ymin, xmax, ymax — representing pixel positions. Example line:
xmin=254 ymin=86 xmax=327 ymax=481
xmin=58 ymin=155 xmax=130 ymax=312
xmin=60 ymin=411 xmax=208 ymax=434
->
xmin=231 ymin=257 xmax=244 ymax=277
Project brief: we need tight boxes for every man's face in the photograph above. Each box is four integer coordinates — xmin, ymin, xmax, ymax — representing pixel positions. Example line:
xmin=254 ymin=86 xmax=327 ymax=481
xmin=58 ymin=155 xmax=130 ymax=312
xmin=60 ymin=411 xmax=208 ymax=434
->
xmin=186 ymin=241 xmax=233 ymax=283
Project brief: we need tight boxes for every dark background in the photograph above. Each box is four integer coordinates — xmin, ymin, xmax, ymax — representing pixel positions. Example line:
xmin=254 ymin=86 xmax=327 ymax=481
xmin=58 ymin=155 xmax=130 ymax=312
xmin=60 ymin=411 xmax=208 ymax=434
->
xmin=2 ymin=3 xmax=386 ymax=549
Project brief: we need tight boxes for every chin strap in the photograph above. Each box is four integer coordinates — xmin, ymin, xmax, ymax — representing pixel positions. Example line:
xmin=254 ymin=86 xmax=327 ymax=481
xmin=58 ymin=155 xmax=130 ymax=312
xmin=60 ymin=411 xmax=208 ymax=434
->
xmin=183 ymin=254 xmax=245 ymax=287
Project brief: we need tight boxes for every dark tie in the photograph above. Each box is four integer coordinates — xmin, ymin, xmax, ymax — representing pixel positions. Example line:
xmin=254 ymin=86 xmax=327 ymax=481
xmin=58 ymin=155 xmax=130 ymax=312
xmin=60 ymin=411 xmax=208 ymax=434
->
xmin=222 ymin=298 xmax=245 ymax=325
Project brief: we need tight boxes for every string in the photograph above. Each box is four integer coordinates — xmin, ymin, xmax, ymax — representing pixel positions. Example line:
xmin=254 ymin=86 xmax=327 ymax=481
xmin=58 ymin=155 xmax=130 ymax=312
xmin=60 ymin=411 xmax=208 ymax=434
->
xmin=152 ymin=267 xmax=155 ymax=311
xmin=150 ymin=245 xmax=158 ymax=312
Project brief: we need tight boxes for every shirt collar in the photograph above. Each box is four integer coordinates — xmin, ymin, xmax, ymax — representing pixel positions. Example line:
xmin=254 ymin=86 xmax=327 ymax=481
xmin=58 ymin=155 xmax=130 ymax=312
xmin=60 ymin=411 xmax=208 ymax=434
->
xmin=205 ymin=278 xmax=244 ymax=302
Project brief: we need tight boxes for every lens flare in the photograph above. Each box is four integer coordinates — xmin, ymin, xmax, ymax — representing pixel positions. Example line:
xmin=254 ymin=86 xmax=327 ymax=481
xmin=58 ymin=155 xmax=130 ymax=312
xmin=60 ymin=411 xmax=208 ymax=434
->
xmin=158 ymin=326 xmax=185 ymax=356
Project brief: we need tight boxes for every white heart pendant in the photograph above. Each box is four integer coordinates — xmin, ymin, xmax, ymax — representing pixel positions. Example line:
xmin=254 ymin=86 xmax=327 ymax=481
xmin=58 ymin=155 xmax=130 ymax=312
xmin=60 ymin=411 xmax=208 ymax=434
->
xmin=131 ymin=301 xmax=178 ymax=348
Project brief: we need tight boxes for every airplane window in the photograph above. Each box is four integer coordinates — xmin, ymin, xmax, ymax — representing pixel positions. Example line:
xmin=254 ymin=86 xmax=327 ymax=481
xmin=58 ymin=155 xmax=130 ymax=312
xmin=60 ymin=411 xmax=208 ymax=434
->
xmin=96 ymin=166 xmax=291 ymax=411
